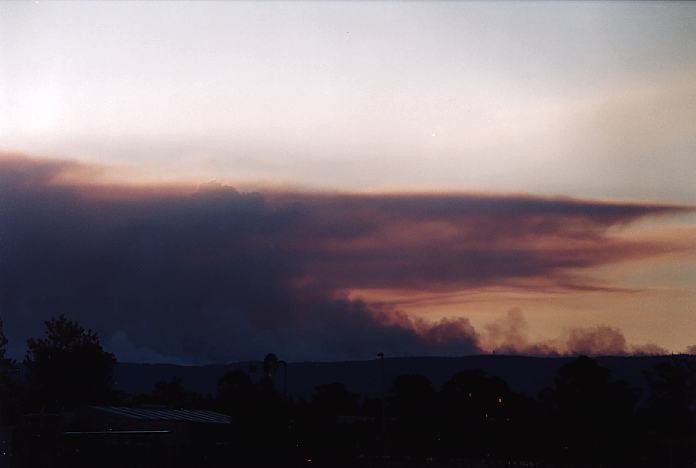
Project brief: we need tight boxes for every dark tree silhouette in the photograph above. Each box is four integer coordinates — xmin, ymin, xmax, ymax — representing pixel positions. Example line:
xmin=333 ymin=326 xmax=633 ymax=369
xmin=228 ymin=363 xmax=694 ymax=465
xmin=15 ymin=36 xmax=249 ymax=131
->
xmin=641 ymin=357 xmax=696 ymax=466
xmin=263 ymin=352 xmax=279 ymax=380
xmin=439 ymin=369 xmax=518 ymax=458
xmin=311 ymin=382 xmax=359 ymax=417
xmin=217 ymin=370 xmax=257 ymax=418
xmin=150 ymin=377 xmax=187 ymax=407
xmin=24 ymin=315 xmax=116 ymax=410
xmin=389 ymin=374 xmax=436 ymax=458
xmin=135 ymin=377 xmax=203 ymax=408
xmin=0 ymin=317 xmax=14 ymax=374
xmin=299 ymin=383 xmax=364 ymax=463
xmin=545 ymin=356 xmax=638 ymax=464
xmin=440 ymin=369 xmax=510 ymax=420
xmin=0 ymin=317 xmax=7 ymax=363
xmin=644 ymin=357 xmax=696 ymax=436
xmin=216 ymin=367 xmax=290 ymax=466
xmin=0 ymin=317 xmax=20 ymax=425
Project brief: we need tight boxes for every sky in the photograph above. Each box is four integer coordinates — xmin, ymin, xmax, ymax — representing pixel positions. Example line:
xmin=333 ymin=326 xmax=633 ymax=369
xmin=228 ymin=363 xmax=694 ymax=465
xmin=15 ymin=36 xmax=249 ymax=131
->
xmin=1 ymin=1 xmax=695 ymax=363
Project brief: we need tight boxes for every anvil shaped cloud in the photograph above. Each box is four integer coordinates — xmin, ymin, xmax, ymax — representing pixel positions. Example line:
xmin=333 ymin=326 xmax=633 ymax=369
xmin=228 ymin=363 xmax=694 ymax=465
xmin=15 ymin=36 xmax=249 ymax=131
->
xmin=0 ymin=155 xmax=690 ymax=362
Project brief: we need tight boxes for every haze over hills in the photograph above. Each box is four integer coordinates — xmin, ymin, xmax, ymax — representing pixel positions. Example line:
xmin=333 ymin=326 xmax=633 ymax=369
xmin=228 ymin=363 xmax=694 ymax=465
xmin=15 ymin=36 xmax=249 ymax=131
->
xmin=114 ymin=354 xmax=681 ymax=400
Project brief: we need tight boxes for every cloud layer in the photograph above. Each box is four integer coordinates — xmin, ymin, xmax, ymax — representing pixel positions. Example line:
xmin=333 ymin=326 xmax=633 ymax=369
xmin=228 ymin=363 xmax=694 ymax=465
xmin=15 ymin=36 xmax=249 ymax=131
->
xmin=0 ymin=155 xmax=689 ymax=362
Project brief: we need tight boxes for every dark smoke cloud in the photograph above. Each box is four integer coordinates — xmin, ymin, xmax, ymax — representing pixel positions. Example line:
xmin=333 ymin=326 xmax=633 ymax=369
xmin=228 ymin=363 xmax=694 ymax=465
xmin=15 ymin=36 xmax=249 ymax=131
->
xmin=0 ymin=155 xmax=687 ymax=362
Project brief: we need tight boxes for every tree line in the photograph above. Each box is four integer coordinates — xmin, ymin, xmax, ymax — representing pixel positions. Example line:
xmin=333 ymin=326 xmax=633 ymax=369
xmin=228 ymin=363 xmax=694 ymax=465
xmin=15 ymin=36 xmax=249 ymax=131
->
xmin=0 ymin=315 xmax=694 ymax=467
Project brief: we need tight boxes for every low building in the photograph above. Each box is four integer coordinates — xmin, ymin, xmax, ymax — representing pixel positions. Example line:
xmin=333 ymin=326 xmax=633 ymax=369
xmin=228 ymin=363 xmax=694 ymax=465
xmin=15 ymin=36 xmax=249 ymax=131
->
xmin=16 ymin=406 xmax=233 ymax=468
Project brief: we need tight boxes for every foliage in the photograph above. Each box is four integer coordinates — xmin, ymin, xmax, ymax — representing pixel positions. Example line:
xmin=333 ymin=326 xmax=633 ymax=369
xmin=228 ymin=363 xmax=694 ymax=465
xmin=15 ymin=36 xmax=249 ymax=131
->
xmin=542 ymin=356 xmax=639 ymax=464
xmin=24 ymin=314 xmax=116 ymax=409
xmin=134 ymin=376 xmax=205 ymax=408
xmin=0 ymin=317 xmax=21 ymax=425
xmin=640 ymin=357 xmax=696 ymax=465
xmin=0 ymin=317 xmax=7 ymax=362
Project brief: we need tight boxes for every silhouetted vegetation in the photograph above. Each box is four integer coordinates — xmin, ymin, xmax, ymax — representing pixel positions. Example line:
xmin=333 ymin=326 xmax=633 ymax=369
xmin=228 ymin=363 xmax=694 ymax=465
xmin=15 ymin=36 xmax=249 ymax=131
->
xmin=23 ymin=315 xmax=116 ymax=410
xmin=0 ymin=318 xmax=21 ymax=426
xmin=132 ymin=376 xmax=207 ymax=408
xmin=1 ymin=315 xmax=695 ymax=467
xmin=540 ymin=355 xmax=640 ymax=465
xmin=638 ymin=357 xmax=696 ymax=467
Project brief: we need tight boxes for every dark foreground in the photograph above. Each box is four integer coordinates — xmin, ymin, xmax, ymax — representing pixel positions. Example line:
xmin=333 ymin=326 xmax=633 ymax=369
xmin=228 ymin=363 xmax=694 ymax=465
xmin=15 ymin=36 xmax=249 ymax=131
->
xmin=2 ymin=355 xmax=695 ymax=468
xmin=1 ymin=317 xmax=694 ymax=467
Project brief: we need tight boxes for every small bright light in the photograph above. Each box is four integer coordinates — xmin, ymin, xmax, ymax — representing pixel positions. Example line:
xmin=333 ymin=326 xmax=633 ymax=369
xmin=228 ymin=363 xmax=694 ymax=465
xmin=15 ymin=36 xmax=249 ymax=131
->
xmin=431 ymin=132 xmax=437 ymax=137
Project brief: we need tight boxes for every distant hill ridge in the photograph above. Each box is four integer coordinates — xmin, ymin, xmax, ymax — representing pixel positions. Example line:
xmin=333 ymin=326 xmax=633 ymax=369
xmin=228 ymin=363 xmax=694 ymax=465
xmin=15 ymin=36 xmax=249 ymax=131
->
xmin=114 ymin=354 xmax=685 ymax=400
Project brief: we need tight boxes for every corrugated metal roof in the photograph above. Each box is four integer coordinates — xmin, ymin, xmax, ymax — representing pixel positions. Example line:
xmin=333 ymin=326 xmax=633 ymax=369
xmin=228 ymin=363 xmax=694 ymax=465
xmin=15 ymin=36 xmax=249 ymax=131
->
xmin=64 ymin=430 xmax=171 ymax=435
xmin=89 ymin=406 xmax=231 ymax=424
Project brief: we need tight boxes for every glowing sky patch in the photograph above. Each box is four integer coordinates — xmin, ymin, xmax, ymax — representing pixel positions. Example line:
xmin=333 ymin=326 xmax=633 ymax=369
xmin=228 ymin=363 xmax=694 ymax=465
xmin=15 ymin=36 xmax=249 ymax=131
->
xmin=1 ymin=2 xmax=695 ymax=361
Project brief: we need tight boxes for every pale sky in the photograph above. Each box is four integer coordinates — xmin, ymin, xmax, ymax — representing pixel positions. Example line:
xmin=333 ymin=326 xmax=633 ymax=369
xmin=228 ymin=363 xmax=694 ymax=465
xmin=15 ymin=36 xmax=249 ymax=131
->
xmin=1 ymin=1 xmax=695 ymax=359
xmin=2 ymin=1 xmax=696 ymax=201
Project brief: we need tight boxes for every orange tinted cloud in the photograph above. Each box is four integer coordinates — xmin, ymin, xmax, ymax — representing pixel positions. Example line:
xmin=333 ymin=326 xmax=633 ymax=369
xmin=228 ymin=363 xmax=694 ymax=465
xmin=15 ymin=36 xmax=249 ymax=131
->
xmin=0 ymin=154 xmax=690 ymax=361
xmin=478 ymin=309 xmax=667 ymax=356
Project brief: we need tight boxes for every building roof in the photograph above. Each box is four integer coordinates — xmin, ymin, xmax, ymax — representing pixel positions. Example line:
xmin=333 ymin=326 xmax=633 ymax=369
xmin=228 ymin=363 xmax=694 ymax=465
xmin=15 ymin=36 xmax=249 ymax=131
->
xmin=89 ymin=406 xmax=231 ymax=424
